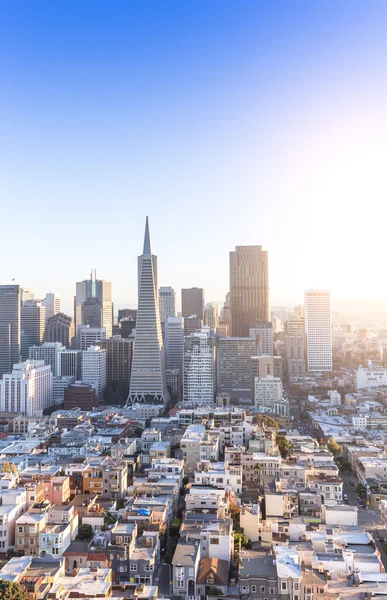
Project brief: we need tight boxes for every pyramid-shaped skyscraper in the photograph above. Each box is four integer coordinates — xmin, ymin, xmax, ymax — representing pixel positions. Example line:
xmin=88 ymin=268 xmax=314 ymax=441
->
xmin=128 ymin=217 xmax=170 ymax=404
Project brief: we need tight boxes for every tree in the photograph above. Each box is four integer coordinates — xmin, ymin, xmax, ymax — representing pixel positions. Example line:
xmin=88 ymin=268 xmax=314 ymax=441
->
xmin=230 ymin=504 xmax=241 ymax=530
xmin=253 ymin=414 xmax=279 ymax=430
xmin=0 ymin=581 xmax=30 ymax=600
xmin=234 ymin=530 xmax=251 ymax=550
xmin=169 ymin=517 xmax=182 ymax=537
xmin=327 ymin=438 xmax=341 ymax=458
xmin=276 ymin=434 xmax=292 ymax=459
xmin=116 ymin=499 xmax=125 ymax=510
xmin=356 ymin=484 xmax=367 ymax=498
xmin=182 ymin=476 xmax=189 ymax=486
xmin=77 ymin=523 xmax=93 ymax=540
xmin=104 ymin=511 xmax=117 ymax=527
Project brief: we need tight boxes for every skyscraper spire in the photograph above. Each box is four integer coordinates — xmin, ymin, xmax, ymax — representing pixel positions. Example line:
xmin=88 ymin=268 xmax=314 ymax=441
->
xmin=143 ymin=216 xmax=151 ymax=256
xmin=128 ymin=217 xmax=169 ymax=404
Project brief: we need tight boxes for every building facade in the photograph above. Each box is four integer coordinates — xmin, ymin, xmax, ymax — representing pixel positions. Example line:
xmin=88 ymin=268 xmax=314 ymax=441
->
xmin=81 ymin=345 xmax=107 ymax=399
xmin=183 ymin=329 xmax=215 ymax=405
xmin=0 ymin=360 xmax=52 ymax=416
xmin=305 ymin=289 xmax=332 ymax=372
xmin=100 ymin=337 xmax=133 ymax=384
xmin=44 ymin=312 xmax=74 ymax=348
xmin=230 ymin=245 xmax=269 ymax=337
xmin=181 ymin=288 xmax=204 ymax=320
xmin=217 ymin=337 xmax=256 ymax=399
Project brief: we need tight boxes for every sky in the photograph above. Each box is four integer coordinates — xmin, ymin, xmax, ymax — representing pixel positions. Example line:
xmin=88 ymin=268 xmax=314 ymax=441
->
xmin=1 ymin=1 xmax=387 ymax=314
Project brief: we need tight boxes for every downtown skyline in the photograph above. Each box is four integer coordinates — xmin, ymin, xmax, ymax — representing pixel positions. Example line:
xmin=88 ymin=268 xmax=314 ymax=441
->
xmin=2 ymin=2 xmax=387 ymax=309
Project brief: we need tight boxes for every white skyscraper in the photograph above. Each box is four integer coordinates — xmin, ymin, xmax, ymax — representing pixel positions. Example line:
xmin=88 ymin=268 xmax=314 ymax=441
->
xmin=159 ymin=287 xmax=176 ymax=323
xmin=81 ymin=345 xmax=107 ymax=399
xmin=166 ymin=316 xmax=184 ymax=373
xmin=305 ymin=289 xmax=332 ymax=372
xmin=183 ymin=328 xmax=215 ymax=405
xmin=42 ymin=293 xmax=61 ymax=322
xmin=249 ymin=321 xmax=273 ymax=356
xmin=0 ymin=360 xmax=52 ymax=416
xmin=29 ymin=342 xmax=65 ymax=376
xmin=78 ymin=325 xmax=106 ymax=351
xmin=128 ymin=217 xmax=169 ymax=404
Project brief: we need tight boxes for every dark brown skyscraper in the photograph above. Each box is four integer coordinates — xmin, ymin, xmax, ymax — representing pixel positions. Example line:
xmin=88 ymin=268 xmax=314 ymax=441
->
xmin=230 ymin=245 xmax=269 ymax=337
xmin=181 ymin=288 xmax=204 ymax=320
xmin=44 ymin=312 xmax=74 ymax=348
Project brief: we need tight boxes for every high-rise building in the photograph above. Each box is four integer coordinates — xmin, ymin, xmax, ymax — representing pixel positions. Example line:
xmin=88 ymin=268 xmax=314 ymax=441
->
xmin=249 ymin=321 xmax=273 ymax=356
xmin=0 ymin=285 xmax=21 ymax=377
xmin=304 ymin=289 xmax=332 ymax=372
xmin=165 ymin=317 xmax=184 ymax=374
xmin=118 ymin=308 xmax=137 ymax=322
xmin=181 ymin=288 xmax=204 ymax=320
xmin=81 ymin=345 xmax=107 ymax=399
xmin=44 ymin=312 xmax=74 ymax=348
xmin=120 ymin=318 xmax=136 ymax=338
xmin=78 ymin=325 xmax=106 ymax=351
xmin=42 ymin=293 xmax=61 ymax=322
xmin=183 ymin=315 xmax=202 ymax=336
xmin=81 ymin=297 xmax=102 ymax=328
xmin=100 ymin=337 xmax=133 ymax=384
xmin=20 ymin=288 xmax=34 ymax=303
xmin=183 ymin=328 xmax=215 ymax=405
xmin=284 ymin=315 xmax=306 ymax=378
xmin=219 ymin=292 xmax=232 ymax=336
xmin=29 ymin=342 xmax=65 ymax=376
xmin=217 ymin=337 xmax=257 ymax=399
xmin=0 ymin=360 xmax=52 ymax=416
xmin=159 ymin=287 xmax=176 ymax=323
xmin=60 ymin=349 xmax=81 ymax=379
xmin=204 ymin=303 xmax=219 ymax=329
xmin=230 ymin=245 xmax=269 ymax=337
xmin=75 ymin=271 xmax=112 ymax=338
xmin=128 ymin=217 xmax=169 ymax=404
xmin=254 ymin=375 xmax=285 ymax=413
xmin=21 ymin=300 xmax=46 ymax=360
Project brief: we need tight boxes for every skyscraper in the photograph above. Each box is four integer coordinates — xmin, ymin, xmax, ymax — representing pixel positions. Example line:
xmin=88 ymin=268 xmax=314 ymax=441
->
xmin=284 ymin=314 xmax=306 ymax=378
xmin=217 ymin=336 xmax=257 ymax=399
xmin=29 ymin=342 xmax=65 ymax=377
xmin=44 ymin=312 xmax=74 ymax=348
xmin=204 ymin=303 xmax=219 ymax=329
xmin=100 ymin=337 xmax=133 ymax=384
xmin=128 ymin=217 xmax=169 ymax=404
xmin=0 ymin=285 xmax=21 ymax=377
xmin=81 ymin=345 xmax=107 ymax=399
xmin=304 ymin=289 xmax=332 ymax=372
xmin=0 ymin=360 xmax=52 ymax=416
xmin=183 ymin=328 xmax=215 ymax=405
xmin=75 ymin=271 xmax=112 ymax=338
xmin=181 ymin=288 xmax=204 ymax=320
xmin=21 ymin=300 xmax=46 ymax=360
xmin=42 ymin=293 xmax=61 ymax=322
xmin=159 ymin=287 xmax=176 ymax=323
xmin=249 ymin=321 xmax=273 ymax=356
xmin=165 ymin=316 xmax=184 ymax=373
xmin=230 ymin=245 xmax=269 ymax=337
xmin=81 ymin=297 xmax=102 ymax=328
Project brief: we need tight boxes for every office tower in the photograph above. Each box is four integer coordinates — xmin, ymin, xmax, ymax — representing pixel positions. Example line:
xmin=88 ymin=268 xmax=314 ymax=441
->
xmin=217 ymin=337 xmax=257 ymax=399
xmin=249 ymin=321 xmax=273 ymax=356
xmin=118 ymin=308 xmax=137 ymax=322
xmin=0 ymin=285 xmax=21 ymax=377
xmin=254 ymin=375 xmax=284 ymax=411
xmin=0 ymin=360 xmax=52 ymax=416
xmin=284 ymin=314 xmax=306 ymax=378
xmin=20 ymin=288 xmax=34 ymax=303
xmin=100 ymin=337 xmax=133 ymax=384
xmin=21 ymin=300 xmax=46 ymax=360
xmin=53 ymin=376 xmax=75 ymax=405
xmin=81 ymin=345 xmax=107 ymax=399
xmin=81 ymin=297 xmax=102 ymax=328
xmin=183 ymin=328 xmax=215 ymax=405
xmin=159 ymin=287 xmax=176 ymax=322
xmin=75 ymin=271 xmax=112 ymax=338
xmin=120 ymin=318 xmax=136 ymax=338
xmin=230 ymin=245 xmax=269 ymax=337
xmin=78 ymin=325 xmax=106 ymax=351
xmin=304 ymin=289 xmax=332 ymax=372
xmin=183 ymin=315 xmax=202 ymax=336
xmin=166 ymin=369 xmax=181 ymax=397
xmin=181 ymin=288 xmax=204 ymax=320
xmin=204 ymin=303 xmax=219 ymax=329
xmin=165 ymin=317 xmax=184 ymax=373
xmin=250 ymin=355 xmax=283 ymax=379
xmin=29 ymin=342 xmax=65 ymax=376
xmin=60 ymin=349 xmax=82 ymax=379
xmin=64 ymin=382 xmax=98 ymax=411
xmin=44 ymin=312 xmax=74 ymax=348
xmin=42 ymin=293 xmax=61 ymax=322
xmin=128 ymin=218 xmax=169 ymax=404
xmin=219 ymin=292 xmax=232 ymax=336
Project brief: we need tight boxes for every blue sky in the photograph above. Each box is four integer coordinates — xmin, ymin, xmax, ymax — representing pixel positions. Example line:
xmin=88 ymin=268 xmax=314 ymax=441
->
xmin=2 ymin=1 xmax=387 ymax=313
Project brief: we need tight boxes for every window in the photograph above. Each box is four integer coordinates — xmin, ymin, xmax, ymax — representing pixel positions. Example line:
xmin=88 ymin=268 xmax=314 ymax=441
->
xmin=260 ymin=586 xmax=265 ymax=593
xmin=251 ymin=585 xmax=256 ymax=592
xmin=130 ymin=564 xmax=137 ymax=571
xmin=18 ymin=527 xmax=23 ymax=533
xmin=293 ymin=583 xmax=299 ymax=591
xmin=281 ymin=582 xmax=287 ymax=591
xmin=210 ymin=538 xmax=219 ymax=545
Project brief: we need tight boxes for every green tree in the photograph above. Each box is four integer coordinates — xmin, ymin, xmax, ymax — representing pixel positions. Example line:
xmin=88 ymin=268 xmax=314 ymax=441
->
xmin=182 ymin=476 xmax=189 ymax=486
xmin=327 ymin=438 xmax=341 ymax=457
xmin=0 ymin=580 xmax=30 ymax=600
xmin=234 ymin=530 xmax=251 ymax=550
xmin=356 ymin=484 xmax=367 ymax=498
xmin=253 ymin=414 xmax=279 ymax=430
xmin=276 ymin=434 xmax=292 ymax=459
xmin=116 ymin=499 xmax=125 ymax=510
xmin=169 ymin=517 xmax=182 ymax=537
xmin=104 ymin=511 xmax=117 ymax=527
xmin=77 ymin=523 xmax=93 ymax=540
